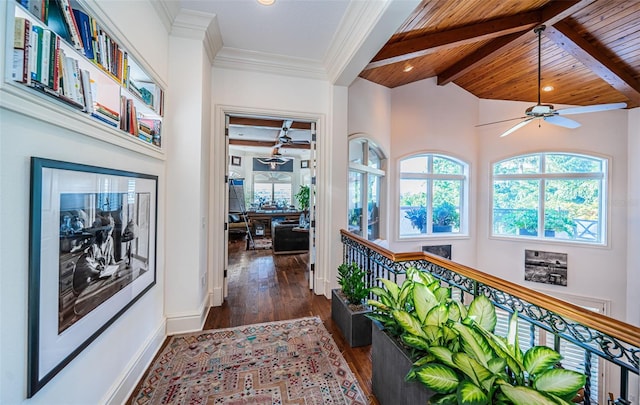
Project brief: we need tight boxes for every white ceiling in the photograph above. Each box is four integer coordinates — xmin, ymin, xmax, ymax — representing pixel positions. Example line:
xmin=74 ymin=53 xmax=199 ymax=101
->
xmin=179 ymin=0 xmax=350 ymax=63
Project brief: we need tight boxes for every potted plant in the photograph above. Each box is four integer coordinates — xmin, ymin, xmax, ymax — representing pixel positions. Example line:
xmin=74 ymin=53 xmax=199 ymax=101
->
xmin=544 ymin=210 xmax=575 ymax=238
xmin=432 ymin=201 xmax=459 ymax=233
xmin=405 ymin=206 xmax=427 ymax=233
xmin=331 ymin=262 xmax=372 ymax=347
xmin=514 ymin=209 xmax=538 ymax=236
xmin=367 ymin=267 xmax=586 ymax=405
xmin=294 ymin=185 xmax=310 ymax=212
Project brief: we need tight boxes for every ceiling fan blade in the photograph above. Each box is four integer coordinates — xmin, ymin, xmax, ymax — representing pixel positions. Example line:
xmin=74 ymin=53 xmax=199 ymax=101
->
xmin=544 ymin=115 xmax=581 ymax=129
xmin=476 ymin=117 xmax=527 ymax=127
xmin=500 ymin=117 xmax=536 ymax=137
xmin=557 ymin=102 xmax=627 ymax=115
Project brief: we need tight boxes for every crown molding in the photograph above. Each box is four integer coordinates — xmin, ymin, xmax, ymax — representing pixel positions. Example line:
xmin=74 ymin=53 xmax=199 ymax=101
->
xmin=151 ymin=0 xmax=180 ymax=33
xmin=325 ymin=0 xmax=420 ymax=86
xmin=213 ymin=48 xmax=328 ymax=81
xmin=171 ymin=10 xmax=223 ymax=65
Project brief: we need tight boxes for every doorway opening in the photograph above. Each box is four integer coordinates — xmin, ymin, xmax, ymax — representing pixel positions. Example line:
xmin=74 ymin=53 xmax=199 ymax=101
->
xmin=224 ymin=113 xmax=317 ymax=308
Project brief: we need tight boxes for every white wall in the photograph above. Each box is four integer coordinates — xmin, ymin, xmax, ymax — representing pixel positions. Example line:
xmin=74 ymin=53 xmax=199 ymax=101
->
xmin=210 ymin=67 xmax=346 ymax=297
xmin=476 ymin=99 xmax=630 ymax=322
xmin=0 ymin=1 xmax=169 ymax=403
xmin=388 ymin=78 xmax=479 ymax=266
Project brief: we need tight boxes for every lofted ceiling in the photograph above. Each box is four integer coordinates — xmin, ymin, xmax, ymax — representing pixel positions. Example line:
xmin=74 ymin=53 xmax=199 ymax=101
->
xmin=360 ymin=0 xmax=640 ymax=108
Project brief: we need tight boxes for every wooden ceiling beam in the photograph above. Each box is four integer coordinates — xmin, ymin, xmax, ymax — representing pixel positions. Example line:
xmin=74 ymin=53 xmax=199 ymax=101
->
xmin=229 ymin=139 xmax=310 ymax=150
xmin=364 ymin=12 xmax=541 ymax=70
xmin=437 ymin=0 xmax=595 ymax=86
xmin=545 ymin=21 xmax=640 ymax=105
xmin=229 ymin=117 xmax=311 ymax=130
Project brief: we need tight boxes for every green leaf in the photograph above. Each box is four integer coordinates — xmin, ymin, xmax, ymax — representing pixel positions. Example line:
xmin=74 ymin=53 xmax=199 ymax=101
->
xmin=533 ymin=369 xmax=586 ymax=398
xmin=414 ymin=363 xmax=459 ymax=394
xmin=422 ymin=325 xmax=442 ymax=344
xmin=486 ymin=357 xmax=507 ymax=374
xmin=413 ymin=283 xmax=438 ymax=323
xmin=369 ymin=287 xmax=390 ymax=301
xmin=452 ymin=352 xmax=493 ymax=387
xmin=473 ymin=325 xmax=524 ymax=380
xmin=435 ymin=286 xmax=452 ymax=302
xmin=429 ymin=346 xmax=455 ymax=368
xmin=499 ymin=384 xmax=559 ymax=405
xmin=379 ymin=278 xmax=399 ymax=302
xmin=425 ymin=303 xmax=449 ymax=327
xmin=506 ymin=312 xmax=523 ymax=365
xmin=398 ymin=280 xmax=413 ymax=308
xmin=392 ymin=310 xmax=427 ymax=339
xmin=366 ymin=299 xmax=389 ymax=312
xmin=452 ymin=323 xmax=493 ymax=366
xmin=413 ymin=354 xmax=436 ymax=367
xmin=457 ymin=380 xmax=489 ymax=405
xmin=467 ymin=295 xmax=497 ymax=332
xmin=429 ymin=393 xmax=458 ymax=405
xmin=402 ymin=334 xmax=430 ymax=351
xmin=523 ymin=346 xmax=562 ymax=376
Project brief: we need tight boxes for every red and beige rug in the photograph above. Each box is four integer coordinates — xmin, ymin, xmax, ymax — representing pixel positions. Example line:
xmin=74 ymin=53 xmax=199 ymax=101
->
xmin=132 ymin=317 xmax=367 ymax=404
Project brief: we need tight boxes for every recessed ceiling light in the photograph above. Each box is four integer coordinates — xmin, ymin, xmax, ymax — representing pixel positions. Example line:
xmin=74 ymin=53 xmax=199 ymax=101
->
xmin=542 ymin=85 xmax=554 ymax=92
xmin=403 ymin=65 xmax=414 ymax=73
xmin=257 ymin=0 xmax=275 ymax=5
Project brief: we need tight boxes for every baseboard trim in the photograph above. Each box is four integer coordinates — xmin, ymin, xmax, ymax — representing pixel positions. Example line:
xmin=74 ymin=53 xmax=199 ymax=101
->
xmin=211 ymin=286 xmax=224 ymax=306
xmin=103 ymin=320 xmax=166 ymax=405
xmin=166 ymin=295 xmax=211 ymax=334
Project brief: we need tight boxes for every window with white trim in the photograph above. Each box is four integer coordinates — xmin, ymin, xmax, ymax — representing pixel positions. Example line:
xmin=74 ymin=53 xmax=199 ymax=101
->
xmin=348 ymin=137 xmax=385 ymax=241
xmin=399 ymin=154 xmax=467 ymax=238
xmin=491 ymin=153 xmax=607 ymax=244
xmin=253 ymin=172 xmax=292 ymax=207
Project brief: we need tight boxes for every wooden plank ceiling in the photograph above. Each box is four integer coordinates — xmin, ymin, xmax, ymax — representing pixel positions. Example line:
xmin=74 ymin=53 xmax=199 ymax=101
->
xmin=359 ymin=0 xmax=640 ymax=108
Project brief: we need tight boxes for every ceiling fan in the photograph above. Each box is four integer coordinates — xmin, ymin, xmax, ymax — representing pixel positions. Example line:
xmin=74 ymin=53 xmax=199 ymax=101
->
xmin=274 ymin=126 xmax=311 ymax=149
xmin=480 ymin=25 xmax=626 ymax=137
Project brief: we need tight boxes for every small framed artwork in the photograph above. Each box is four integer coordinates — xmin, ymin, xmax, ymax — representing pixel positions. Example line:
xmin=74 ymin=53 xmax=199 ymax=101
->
xmin=231 ymin=156 xmax=242 ymax=166
xmin=301 ymin=160 xmax=310 ymax=169
xmin=28 ymin=157 xmax=158 ymax=397
xmin=422 ymin=244 xmax=452 ymax=260
xmin=524 ymin=249 xmax=567 ymax=286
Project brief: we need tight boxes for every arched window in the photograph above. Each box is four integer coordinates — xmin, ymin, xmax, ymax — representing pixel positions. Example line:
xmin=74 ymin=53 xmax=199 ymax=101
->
xmin=399 ymin=154 xmax=468 ymax=238
xmin=491 ymin=152 xmax=607 ymax=244
xmin=348 ymin=137 xmax=385 ymax=241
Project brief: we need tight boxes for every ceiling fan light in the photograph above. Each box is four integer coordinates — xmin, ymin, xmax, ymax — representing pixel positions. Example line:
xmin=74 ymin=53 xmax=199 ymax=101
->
xmin=257 ymin=0 xmax=275 ymax=5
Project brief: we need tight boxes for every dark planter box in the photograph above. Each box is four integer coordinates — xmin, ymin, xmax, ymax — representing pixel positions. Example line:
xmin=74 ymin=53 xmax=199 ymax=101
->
xmin=372 ymin=321 xmax=434 ymax=405
xmin=331 ymin=289 xmax=372 ymax=347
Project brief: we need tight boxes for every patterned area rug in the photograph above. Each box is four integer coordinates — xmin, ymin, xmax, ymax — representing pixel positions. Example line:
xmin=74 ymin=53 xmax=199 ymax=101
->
xmin=132 ymin=317 xmax=367 ymax=404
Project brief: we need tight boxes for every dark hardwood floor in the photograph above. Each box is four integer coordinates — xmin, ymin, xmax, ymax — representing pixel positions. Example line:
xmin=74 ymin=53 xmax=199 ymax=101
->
xmin=128 ymin=239 xmax=378 ymax=404
xmin=204 ymin=239 xmax=378 ymax=404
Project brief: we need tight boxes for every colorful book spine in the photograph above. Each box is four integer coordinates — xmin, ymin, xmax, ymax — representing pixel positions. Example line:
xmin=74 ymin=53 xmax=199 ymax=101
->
xmin=12 ymin=17 xmax=30 ymax=84
xmin=57 ymin=0 xmax=83 ymax=50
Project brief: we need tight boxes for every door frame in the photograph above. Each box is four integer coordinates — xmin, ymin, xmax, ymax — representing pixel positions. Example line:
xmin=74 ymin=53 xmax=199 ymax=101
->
xmin=210 ymin=105 xmax=322 ymax=305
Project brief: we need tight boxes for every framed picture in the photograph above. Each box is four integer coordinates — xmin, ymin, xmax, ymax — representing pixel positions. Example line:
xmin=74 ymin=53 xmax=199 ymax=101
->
xmin=301 ymin=160 xmax=310 ymax=169
xmin=231 ymin=156 xmax=242 ymax=166
xmin=422 ymin=244 xmax=452 ymax=260
xmin=524 ymin=249 xmax=567 ymax=286
xmin=28 ymin=158 xmax=158 ymax=397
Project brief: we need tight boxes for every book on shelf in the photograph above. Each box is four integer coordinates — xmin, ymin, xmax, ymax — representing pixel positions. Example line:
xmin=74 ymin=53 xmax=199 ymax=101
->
xmin=12 ymin=17 xmax=30 ymax=84
xmin=95 ymin=102 xmax=119 ymax=120
xmin=72 ymin=8 xmax=94 ymax=60
xmin=54 ymin=0 xmax=83 ymax=51
xmin=90 ymin=111 xmax=119 ymax=127
xmin=19 ymin=0 xmax=48 ymax=24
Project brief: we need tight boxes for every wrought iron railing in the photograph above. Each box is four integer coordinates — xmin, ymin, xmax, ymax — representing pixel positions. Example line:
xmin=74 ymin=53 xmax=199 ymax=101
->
xmin=340 ymin=229 xmax=640 ymax=405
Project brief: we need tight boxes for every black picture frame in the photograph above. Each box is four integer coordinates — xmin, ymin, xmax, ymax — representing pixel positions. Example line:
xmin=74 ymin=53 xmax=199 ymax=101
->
xmin=231 ymin=156 xmax=241 ymax=166
xmin=28 ymin=157 xmax=158 ymax=397
xmin=422 ymin=244 xmax=452 ymax=260
xmin=524 ymin=249 xmax=568 ymax=286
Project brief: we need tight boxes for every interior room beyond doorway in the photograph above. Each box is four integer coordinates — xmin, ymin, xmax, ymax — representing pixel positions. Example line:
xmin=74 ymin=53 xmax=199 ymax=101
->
xmin=226 ymin=114 xmax=315 ymax=295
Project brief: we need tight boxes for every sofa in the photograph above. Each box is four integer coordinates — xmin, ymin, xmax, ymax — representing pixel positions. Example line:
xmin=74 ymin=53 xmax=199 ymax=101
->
xmin=272 ymin=221 xmax=309 ymax=254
